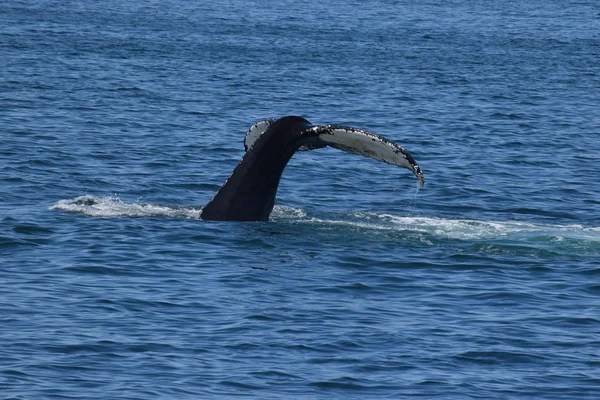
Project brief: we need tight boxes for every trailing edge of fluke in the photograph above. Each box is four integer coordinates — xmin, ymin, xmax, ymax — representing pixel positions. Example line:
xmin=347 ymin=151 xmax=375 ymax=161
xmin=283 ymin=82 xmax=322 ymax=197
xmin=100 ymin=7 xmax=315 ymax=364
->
xmin=200 ymin=116 xmax=424 ymax=221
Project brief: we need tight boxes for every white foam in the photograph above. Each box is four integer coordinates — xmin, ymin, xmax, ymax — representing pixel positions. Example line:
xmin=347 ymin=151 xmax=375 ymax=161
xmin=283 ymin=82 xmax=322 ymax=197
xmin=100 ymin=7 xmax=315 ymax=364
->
xmin=270 ymin=205 xmax=307 ymax=219
xmin=50 ymin=195 xmax=202 ymax=219
xmin=52 ymin=197 xmax=306 ymax=221
xmin=50 ymin=197 xmax=600 ymax=243
xmin=300 ymin=212 xmax=600 ymax=242
xmin=386 ymin=215 xmax=538 ymax=240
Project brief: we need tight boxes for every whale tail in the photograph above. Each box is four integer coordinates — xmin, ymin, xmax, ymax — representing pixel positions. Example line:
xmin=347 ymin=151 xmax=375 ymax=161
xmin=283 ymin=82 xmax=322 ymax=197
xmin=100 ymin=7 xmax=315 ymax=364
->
xmin=304 ymin=124 xmax=424 ymax=186
xmin=201 ymin=116 xmax=424 ymax=221
xmin=244 ymin=118 xmax=424 ymax=186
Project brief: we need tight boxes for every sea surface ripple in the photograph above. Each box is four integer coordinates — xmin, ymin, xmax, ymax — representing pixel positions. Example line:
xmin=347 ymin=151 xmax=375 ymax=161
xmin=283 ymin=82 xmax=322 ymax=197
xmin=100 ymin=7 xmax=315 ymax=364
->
xmin=1 ymin=0 xmax=600 ymax=398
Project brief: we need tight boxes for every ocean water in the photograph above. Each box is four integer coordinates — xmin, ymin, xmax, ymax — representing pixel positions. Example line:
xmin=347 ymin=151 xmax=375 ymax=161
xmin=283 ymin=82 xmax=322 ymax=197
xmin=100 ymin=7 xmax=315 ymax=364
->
xmin=2 ymin=0 xmax=600 ymax=398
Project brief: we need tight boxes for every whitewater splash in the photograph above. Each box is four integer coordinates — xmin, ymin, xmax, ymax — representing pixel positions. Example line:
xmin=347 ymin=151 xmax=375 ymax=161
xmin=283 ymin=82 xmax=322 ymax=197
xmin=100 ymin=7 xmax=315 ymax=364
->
xmin=49 ymin=195 xmax=305 ymax=221
xmin=50 ymin=195 xmax=203 ymax=219
xmin=51 ymin=196 xmax=600 ymax=244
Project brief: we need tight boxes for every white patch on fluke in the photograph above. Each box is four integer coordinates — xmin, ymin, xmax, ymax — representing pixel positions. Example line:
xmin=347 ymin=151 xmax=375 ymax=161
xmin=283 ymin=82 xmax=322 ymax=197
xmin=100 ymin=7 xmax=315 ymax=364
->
xmin=244 ymin=118 xmax=317 ymax=152
xmin=308 ymin=125 xmax=424 ymax=186
xmin=244 ymin=119 xmax=275 ymax=152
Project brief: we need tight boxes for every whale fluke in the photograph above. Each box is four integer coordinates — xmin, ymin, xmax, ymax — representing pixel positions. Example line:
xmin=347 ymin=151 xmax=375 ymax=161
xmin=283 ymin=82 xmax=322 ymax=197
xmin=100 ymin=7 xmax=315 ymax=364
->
xmin=200 ymin=116 xmax=424 ymax=221
xmin=304 ymin=125 xmax=424 ymax=185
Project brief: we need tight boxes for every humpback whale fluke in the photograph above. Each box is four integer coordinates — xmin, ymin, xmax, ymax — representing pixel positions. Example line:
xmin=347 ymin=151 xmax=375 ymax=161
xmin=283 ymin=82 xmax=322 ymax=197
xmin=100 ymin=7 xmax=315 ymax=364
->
xmin=200 ymin=116 xmax=424 ymax=222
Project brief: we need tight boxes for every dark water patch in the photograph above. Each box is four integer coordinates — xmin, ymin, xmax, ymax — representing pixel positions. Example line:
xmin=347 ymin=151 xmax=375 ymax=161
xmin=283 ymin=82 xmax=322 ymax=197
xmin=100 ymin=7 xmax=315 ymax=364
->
xmin=61 ymin=264 xmax=143 ymax=276
xmin=551 ymin=316 xmax=600 ymax=327
xmin=246 ymin=313 xmax=284 ymax=322
xmin=454 ymin=350 xmax=549 ymax=365
xmin=219 ymin=380 xmax=265 ymax=390
xmin=582 ymin=285 xmax=600 ymax=295
xmin=11 ymin=223 xmax=54 ymax=235
xmin=463 ymin=289 xmax=544 ymax=304
xmin=524 ymin=264 xmax=558 ymax=273
xmin=249 ymin=369 xmax=302 ymax=381
xmin=503 ymin=208 xmax=577 ymax=219
xmin=309 ymin=377 xmax=385 ymax=391
xmin=489 ymin=112 xmax=526 ymax=120
xmin=314 ymin=282 xmax=375 ymax=295
xmin=0 ymin=235 xmax=42 ymax=250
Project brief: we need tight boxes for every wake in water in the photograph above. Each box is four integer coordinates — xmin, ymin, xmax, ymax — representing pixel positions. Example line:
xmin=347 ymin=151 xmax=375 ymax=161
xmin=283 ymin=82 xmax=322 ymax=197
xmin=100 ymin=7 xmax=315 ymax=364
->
xmin=50 ymin=195 xmax=303 ymax=221
xmin=305 ymin=212 xmax=600 ymax=242
xmin=50 ymin=195 xmax=203 ymax=219
xmin=51 ymin=196 xmax=600 ymax=246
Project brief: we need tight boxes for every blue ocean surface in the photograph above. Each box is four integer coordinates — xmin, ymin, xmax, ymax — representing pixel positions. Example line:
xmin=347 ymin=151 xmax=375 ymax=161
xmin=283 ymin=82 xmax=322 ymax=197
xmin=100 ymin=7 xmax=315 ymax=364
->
xmin=1 ymin=0 xmax=600 ymax=398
